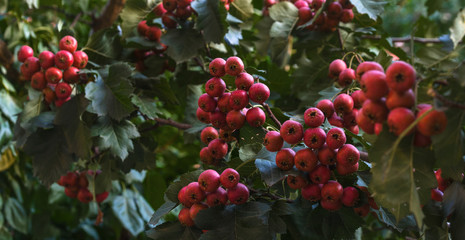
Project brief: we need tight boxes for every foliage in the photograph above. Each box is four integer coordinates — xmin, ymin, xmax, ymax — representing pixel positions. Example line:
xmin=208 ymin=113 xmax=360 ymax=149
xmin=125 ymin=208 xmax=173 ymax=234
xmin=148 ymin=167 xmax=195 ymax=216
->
xmin=0 ymin=0 xmax=465 ymax=239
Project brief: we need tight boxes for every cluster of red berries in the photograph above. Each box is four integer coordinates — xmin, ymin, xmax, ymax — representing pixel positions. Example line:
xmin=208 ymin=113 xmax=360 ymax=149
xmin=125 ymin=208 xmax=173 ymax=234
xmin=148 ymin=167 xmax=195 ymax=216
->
xmin=263 ymin=0 xmax=354 ymax=32
xmin=328 ymin=59 xmax=448 ymax=146
xmin=57 ymin=171 xmax=109 ymax=204
xmin=134 ymin=19 xmax=173 ymax=73
xmin=152 ymin=0 xmax=194 ymax=29
xmin=177 ymin=168 xmax=249 ymax=226
xmin=17 ymin=35 xmax=88 ymax=107
xmin=197 ymin=56 xmax=271 ymax=165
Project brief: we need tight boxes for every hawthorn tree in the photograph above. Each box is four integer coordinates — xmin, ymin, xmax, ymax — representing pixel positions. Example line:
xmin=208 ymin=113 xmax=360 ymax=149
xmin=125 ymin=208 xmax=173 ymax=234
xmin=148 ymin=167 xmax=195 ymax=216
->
xmin=1 ymin=0 xmax=465 ymax=239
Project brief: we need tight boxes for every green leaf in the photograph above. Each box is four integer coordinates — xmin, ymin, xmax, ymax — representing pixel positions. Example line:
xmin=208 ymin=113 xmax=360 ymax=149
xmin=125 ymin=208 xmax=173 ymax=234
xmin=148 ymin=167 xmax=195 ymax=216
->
xmin=146 ymin=221 xmax=201 ymax=240
xmin=191 ymin=0 xmax=228 ymax=44
xmin=450 ymin=9 xmax=465 ymax=49
xmin=195 ymin=202 xmax=273 ymax=240
xmin=161 ymin=29 xmax=204 ymax=63
xmin=432 ymin=110 xmax=465 ymax=181
xmin=4 ymin=198 xmax=27 ymax=234
xmin=369 ymin=130 xmax=424 ymax=227
xmin=111 ymin=190 xmax=145 ymax=236
xmin=54 ymin=94 xmax=91 ymax=158
xmin=238 ymin=143 xmax=263 ymax=161
xmin=238 ymin=124 xmax=266 ymax=146
xmin=148 ymin=200 xmax=177 ymax=226
xmin=269 ymin=2 xmax=298 ymax=38
xmin=131 ymin=95 xmax=159 ymax=119
xmin=413 ymin=148 xmax=437 ymax=205
xmin=144 ymin=171 xmax=168 ymax=210
xmin=23 ymin=128 xmax=74 ymax=186
xmin=85 ymin=62 xmax=135 ymax=121
xmin=20 ymin=93 xmax=45 ymax=129
xmin=350 ymin=0 xmax=387 ymax=20
xmin=425 ymin=0 xmax=442 ymax=15
xmin=120 ymin=0 xmax=151 ymax=37
xmin=229 ymin=0 xmax=254 ymax=21
xmin=82 ymin=28 xmax=123 ymax=65
xmin=164 ymin=170 xmax=203 ymax=203
xmin=443 ymin=182 xmax=465 ymax=239
xmin=255 ymin=159 xmax=300 ymax=186
xmin=0 ymin=90 xmax=21 ymax=122
xmin=91 ymin=116 xmax=140 ymax=160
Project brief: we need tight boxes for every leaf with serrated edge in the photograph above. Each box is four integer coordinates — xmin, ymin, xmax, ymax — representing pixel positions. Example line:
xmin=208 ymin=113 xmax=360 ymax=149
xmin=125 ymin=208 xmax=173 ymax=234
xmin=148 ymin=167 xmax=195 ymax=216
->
xmin=255 ymin=159 xmax=300 ymax=186
xmin=269 ymin=2 xmax=298 ymax=38
xmin=85 ymin=62 xmax=135 ymax=121
xmin=161 ymin=29 xmax=204 ymax=63
xmin=351 ymin=0 xmax=387 ymax=20
xmin=91 ymin=116 xmax=140 ymax=160
xmin=111 ymin=190 xmax=145 ymax=236
xmin=229 ymin=0 xmax=254 ymax=21
xmin=450 ymin=9 xmax=465 ymax=49
xmin=191 ymin=0 xmax=227 ymax=43
xmin=131 ymin=95 xmax=159 ymax=119
xmin=369 ymin=130 xmax=424 ymax=227
xmin=148 ymin=201 xmax=177 ymax=227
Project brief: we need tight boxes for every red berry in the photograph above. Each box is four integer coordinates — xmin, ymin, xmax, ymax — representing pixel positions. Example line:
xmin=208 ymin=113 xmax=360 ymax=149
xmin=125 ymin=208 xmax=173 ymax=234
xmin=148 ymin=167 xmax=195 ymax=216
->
xmin=163 ymin=0 xmax=177 ymax=12
xmin=200 ymin=127 xmax=218 ymax=144
xmin=162 ymin=12 xmax=178 ymax=28
xmin=38 ymin=51 xmax=55 ymax=69
xmin=225 ymin=57 xmax=244 ymax=76
xmin=351 ymin=90 xmax=366 ymax=109
xmin=146 ymin=26 xmax=162 ymax=41
xmin=416 ymin=107 xmax=447 ymax=136
xmin=340 ymin=9 xmax=354 ymax=23
xmin=96 ymin=192 xmax=109 ymax=203
xmin=63 ymin=67 xmax=80 ymax=84
xmin=387 ymin=107 xmax=415 ymax=136
xmin=248 ymin=83 xmax=270 ymax=104
xmin=153 ymin=3 xmax=167 ymax=17
xmin=321 ymin=199 xmax=342 ymax=211
xmin=31 ymin=72 xmax=47 ymax=90
xmin=205 ymin=77 xmax=226 ymax=97
xmin=189 ymin=203 xmax=208 ymax=220
xmin=55 ymin=82 xmax=72 ymax=99
xmin=24 ymin=56 xmax=40 ymax=74
xmin=386 ymin=61 xmax=416 ymax=93
xmin=178 ymin=208 xmax=195 ymax=226
xmin=286 ymin=175 xmax=307 ymax=189
xmin=43 ymin=87 xmax=57 ymax=104
xmin=280 ymin=120 xmax=304 ymax=145
xmin=304 ymin=107 xmax=325 ymax=127
xmin=137 ymin=20 xmax=149 ymax=36
xmin=309 ymin=165 xmax=330 ymax=184
xmin=316 ymin=99 xmax=335 ymax=118
xmin=227 ymin=183 xmax=249 ymax=204
xmin=17 ymin=45 xmax=34 ymax=62
xmin=198 ymin=93 xmax=217 ymax=112
xmin=356 ymin=61 xmax=384 ymax=81
xmin=65 ymin=188 xmax=78 ymax=198
xmin=361 ymin=99 xmax=389 ymax=123
xmin=302 ymin=184 xmax=322 ymax=202
xmin=333 ymin=93 xmax=354 ymax=114
xmin=208 ymin=138 xmax=228 ymax=159
xmin=341 ymin=187 xmax=359 ymax=207
xmin=185 ymin=182 xmax=206 ymax=204
xmin=318 ymin=144 xmax=337 ymax=166
xmin=226 ymin=110 xmax=246 ymax=130
xmin=55 ymin=50 xmax=74 ymax=70
xmin=209 ymin=110 xmax=227 ymax=129
xmin=338 ymin=68 xmax=355 ymax=86
xmin=328 ymin=59 xmax=347 ymax=77
xmin=321 ymin=181 xmax=343 ymax=202
xmin=206 ymin=187 xmax=228 ymax=206
xmin=199 ymin=147 xmax=214 ymax=165
xmin=336 ymin=144 xmax=360 ymax=165
xmin=217 ymin=92 xmax=232 ymax=113
xmin=263 ymin=131 xmax=284 ymax=152
xmin=246 ymin=107 xmax=266 ymax=127
xmin=431 ymin=188 xmax=443 ymax=202
xmin=294 ymin=148 xmax=318 ymax=172
xmin=77 ymin=188 xmax=93 ymax=203
xmin=220 ymin=168 xmax=240 ymax=189
xmin=59 ymin=36 xmax=78 ymax=53
xmin=198 ymin=169 xmax=221 ymax=193
xmin=276 ymin=148 xmax=295 ymax=171
xmin=209 ymin=58 xmax=226 ymax=77
xmin=229 ymin=90 xmax=249 ymax=110
xmin=196 ymin=107 xmax=211 ymax=123
xmin=326 ymin=127 xmax=346 ymax=150
xmin=360 ymin=70 xmax=388 ymax=101
xmin=303 ymin=127 xmax=326 ymax=149
xmin=327 ymin=2 xmax=343 ymax=19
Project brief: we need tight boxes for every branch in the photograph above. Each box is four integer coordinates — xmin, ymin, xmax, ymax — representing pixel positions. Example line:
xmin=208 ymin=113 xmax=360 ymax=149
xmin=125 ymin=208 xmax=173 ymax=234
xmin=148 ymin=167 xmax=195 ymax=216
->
xmin=360 ymin=151 xmax=369 ymax=162
xmin=428 ymin=88 xmax=465 ymax=110
xmin=362 ymin=35 xmax=444 ymax=44
xmin=262 ymin=103 xmax=282 ymax=128
xmin=141 ymin=118 xmax=193 ymax=132
xmin=92 ymin=0 xmax=127 ymax=32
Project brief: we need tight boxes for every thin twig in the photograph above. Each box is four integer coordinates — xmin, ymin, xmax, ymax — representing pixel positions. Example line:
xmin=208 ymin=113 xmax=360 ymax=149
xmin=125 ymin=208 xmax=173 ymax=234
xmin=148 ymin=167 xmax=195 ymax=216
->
xmin=141 ymin=118 xmax=192 ymax=132
xmin=362 ymin=35 xmax=444 ymax=44
xmin=428 ymin=88 xmax=465 ymax=110
xmin=262 ymin=103 xmax=282 ymax=128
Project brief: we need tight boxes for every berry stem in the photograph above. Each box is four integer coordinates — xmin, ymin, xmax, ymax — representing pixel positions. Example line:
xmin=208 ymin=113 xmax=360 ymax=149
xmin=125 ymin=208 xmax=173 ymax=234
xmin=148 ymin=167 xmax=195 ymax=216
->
xmin=236 ymin=158 xmax=255 ymax=171
xmin=262 ymin=103 xmax=282 ymax=128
